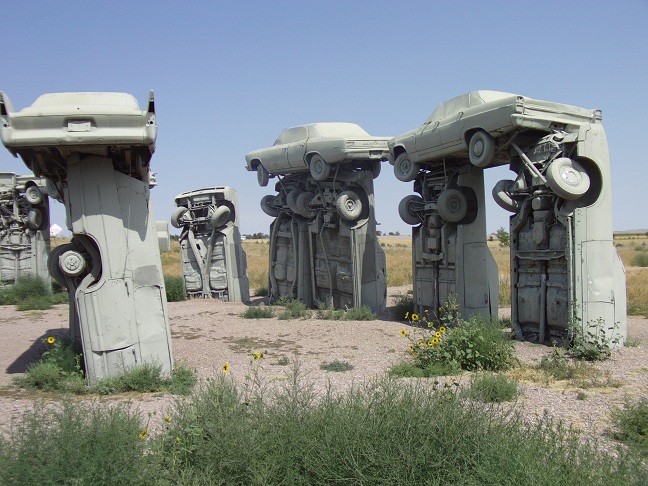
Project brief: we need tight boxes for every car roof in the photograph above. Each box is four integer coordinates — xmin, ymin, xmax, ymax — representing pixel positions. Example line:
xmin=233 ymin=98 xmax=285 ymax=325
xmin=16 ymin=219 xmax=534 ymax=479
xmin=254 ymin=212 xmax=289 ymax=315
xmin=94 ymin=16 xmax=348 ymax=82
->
xmin=424 ymin=90 xmax=517 ymax=124
xmin=274 ymin=122 xmax=369 ymax=145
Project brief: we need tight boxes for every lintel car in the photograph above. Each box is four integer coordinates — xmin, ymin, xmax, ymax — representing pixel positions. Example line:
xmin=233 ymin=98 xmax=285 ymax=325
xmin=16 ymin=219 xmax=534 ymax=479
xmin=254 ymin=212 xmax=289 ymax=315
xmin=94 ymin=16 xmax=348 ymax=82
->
xmin=245 ymin=122 xmax=390 ymax=186
xmin=388 ymin=90 xmax=602 ymax=182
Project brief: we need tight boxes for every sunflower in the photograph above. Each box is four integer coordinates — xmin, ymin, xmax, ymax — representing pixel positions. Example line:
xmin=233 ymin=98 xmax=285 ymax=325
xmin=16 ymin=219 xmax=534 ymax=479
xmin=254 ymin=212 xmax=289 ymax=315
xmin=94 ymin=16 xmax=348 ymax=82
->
xmin=411 ymin=313 xmax=419 ymax=322
xmin=223 ymin=362 xmax=230 ymax=373
xmin=47 ymin=336 xmax=55 ymax=344
xmin=139 ymin=429 xmax=148 ymax=439
xmin=253 ymin=352 xmax=262 ymax=360
xmin=427 ymin=339 xmax=435 ymax=347
xmin=440 ymin=326 xmax=446 ymax=333
xmin=408 ymin=344 xmax=414 ymax=351
xmin=400 ymin=329 xmax=408 ymax=337
xmin=164 ymin=415 xmax=171 ymax=423
xmin=435 ymin=331 xmax=442 ymax=338
xmin=432 ymin=337 xmax=439 ymax=345
xmin=417 ymin=339 xmax=424 ymax=347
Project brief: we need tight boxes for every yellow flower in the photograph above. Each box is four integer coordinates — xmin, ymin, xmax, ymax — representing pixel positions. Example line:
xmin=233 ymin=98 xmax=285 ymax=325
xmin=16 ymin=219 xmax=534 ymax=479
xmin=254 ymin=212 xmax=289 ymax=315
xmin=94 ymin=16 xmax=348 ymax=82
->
xmin=175 ymin=436 xmax=181 ymax=442
xmin=417 ymin=339 xmax=424 ymax=347
xmin=400 ymin=329 xmax=408 ymax=337
xmin=428 ymin=339 xmax=435 ymax=347
xmin=432 ymin=337 xmax=439 ymax=345
xmin=404 ymin=312 xmax=409 ymax=320
xmin=427 ymin=323 xmax=432 ymax=328
xmin=223 ymin=362 xmax=230 ymax=373
xmin=408 ymin=344 xmax=414 ymax=351
xmin=424 ymin=309 xmax=429 ymax=313
xmin=435 ymin=331 xmax=441 ymax=338
xmin=139 ymin=429 xmax=148 ymax=439
xmin=440 ymin=326 xmax=446 ymax=333
xmin=411 ymin=313 xmax=419 ymax=322
xmin=47 ymin=336 xmax=55 ymax=344
xmin=164 ymin=415 xmax=171 ymax=423
xmin=253 ymin=352 xmax=262 ymax=360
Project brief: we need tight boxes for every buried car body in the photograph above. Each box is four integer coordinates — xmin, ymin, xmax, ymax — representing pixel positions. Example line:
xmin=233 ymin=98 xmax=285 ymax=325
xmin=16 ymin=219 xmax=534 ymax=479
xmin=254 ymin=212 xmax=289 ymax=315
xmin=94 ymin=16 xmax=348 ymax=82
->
xmin=245 ymin=122 xmax=390 ymax=186
xmin=388 ymin=90 xmax=602 ymax=181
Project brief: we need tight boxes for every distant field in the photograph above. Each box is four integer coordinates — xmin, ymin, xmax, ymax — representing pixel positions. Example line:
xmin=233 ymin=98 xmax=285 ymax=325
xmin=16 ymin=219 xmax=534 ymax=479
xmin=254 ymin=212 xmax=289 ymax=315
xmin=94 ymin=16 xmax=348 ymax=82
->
xmin=51 ymin=232 xmax=646 ymax=315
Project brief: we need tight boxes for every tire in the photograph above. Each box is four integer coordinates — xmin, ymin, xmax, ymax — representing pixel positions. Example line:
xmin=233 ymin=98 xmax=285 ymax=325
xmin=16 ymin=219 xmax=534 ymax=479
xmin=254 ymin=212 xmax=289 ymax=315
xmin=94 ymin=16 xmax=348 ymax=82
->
xmin=370 ymin=161 xmax=381 ymax=179
xmin=468 ymin=130 xmax=496 ymax=168
xmin=26 ymin=208 xmax=42 ymax=230
xmin=25 ymin=185 xmax=43 ymax=205
xmin=296 ymin=191 xmax=316 ymax=218
xmin=398 ymin=195 xmax=423 ymax=225
xmin=335 ymin=190 xmax=363 ymax=221
xmin=257 ymin=165 xmax=270 ymax=187
xmin=59 ymin=249 xmax=87 ymax=278
xmin=209 ymin=205 xmax=231 ymax=228
xmin=545 ymin=157 xmax=590 ymax=200
xmin=393 ymin=152 xmax=420 ymax=182
xmin=286 ymin=189 xmax=300 ymax=212
xmin=492 ymin=179 xmax=522 ymax=212
xmin=48 ymin=244 xmax=70 ymax=288
xmin=170 ymin=206 xmax=188 ymax=228
xmin=260 ymin=195 xmax=281 ymax=217
xmin=437 ymin=188 xmax=468 ymax=223
xmin=309 ymin=154 xmax=331 ymax=181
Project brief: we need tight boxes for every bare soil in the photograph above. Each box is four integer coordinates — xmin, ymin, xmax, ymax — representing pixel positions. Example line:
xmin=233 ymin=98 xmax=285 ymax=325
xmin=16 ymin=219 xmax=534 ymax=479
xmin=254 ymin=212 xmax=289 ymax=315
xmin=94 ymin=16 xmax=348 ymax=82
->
xmin=0 ymin=288 xmax=646 ymax=450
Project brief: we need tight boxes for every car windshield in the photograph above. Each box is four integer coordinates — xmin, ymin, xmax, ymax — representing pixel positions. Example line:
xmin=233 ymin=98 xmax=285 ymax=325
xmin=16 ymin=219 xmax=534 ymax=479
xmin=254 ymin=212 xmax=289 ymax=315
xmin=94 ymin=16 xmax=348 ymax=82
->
xmin=423 ymin=91 xmax=515 ymax=124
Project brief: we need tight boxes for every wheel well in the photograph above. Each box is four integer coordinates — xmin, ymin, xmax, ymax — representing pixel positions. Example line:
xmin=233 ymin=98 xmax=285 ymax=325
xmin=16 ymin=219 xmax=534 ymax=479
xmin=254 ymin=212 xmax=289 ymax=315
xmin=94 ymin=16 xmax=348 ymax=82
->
xmin=305 ymin=152 xmax=319 ymax=164
xmin=392 ymin=146 xmax=406 ymax=160
xmin=250 ymin=159 xmax=261 ymax=170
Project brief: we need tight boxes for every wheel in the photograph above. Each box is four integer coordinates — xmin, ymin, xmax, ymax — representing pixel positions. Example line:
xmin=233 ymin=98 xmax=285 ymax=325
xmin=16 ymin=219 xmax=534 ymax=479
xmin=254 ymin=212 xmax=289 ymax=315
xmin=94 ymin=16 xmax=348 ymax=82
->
xmin=26 ymin=208 xmax=42 ymax=230
xmin=398 ymin=195 xmax=423 ymax=225
xmin=286 ymin=189 xmax=301 ymax=212
xmin=296 ymin=191 xmax=316 ymax=218
xmin=260 ymin=195 xmax=281 ymax=217
xmin=310 ymin=154 xmax=331 ymax=181
xmin=209 ymin=205 xmax=231 ymax=228
xmin=545 ymin=157 xmax=590 ymax=200
xmin=170 ymin=206 xmax=188 ymax=228
xmin=492 ymin=179 xmax=522 ymax=212
xmin=25 ymin=185 xmax=43 ymax=205
xmin=393 ymin=153 xmax=420 ymax=182
xmin=257 ymin=165 xmax=270 ymax=187
xmin=437 ymin=188 xmax=468 ymax=223
xmin=335 ymin=190 xmax=363 ymax=221
xmin=48 ymin=244 xmax=70 ymax=288
xmin=371 ymin=161 xmax=381 ymax=179
xmin=59 ymin=249 xmax=87 ymax=278
xmin=468 ymin=130 xmax=496 ymax=168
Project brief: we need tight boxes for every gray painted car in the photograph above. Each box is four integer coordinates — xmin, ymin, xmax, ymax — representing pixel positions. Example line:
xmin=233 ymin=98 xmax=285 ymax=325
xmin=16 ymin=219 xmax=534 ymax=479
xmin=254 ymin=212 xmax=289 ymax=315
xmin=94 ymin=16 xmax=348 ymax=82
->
xmin=388 ymin=90 xmax=602 ymax=181
xmin=246 ymin=122 xmax=390 ymax=186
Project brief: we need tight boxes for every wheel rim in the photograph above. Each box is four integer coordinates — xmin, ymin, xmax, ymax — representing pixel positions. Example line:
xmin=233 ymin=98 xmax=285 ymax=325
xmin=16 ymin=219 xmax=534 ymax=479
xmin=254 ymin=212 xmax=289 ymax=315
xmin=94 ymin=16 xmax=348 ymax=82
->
xmin=472 ymin=139 xmax=484 ymax=158
xmin=560 ymin=167 xmax=582 ymax=186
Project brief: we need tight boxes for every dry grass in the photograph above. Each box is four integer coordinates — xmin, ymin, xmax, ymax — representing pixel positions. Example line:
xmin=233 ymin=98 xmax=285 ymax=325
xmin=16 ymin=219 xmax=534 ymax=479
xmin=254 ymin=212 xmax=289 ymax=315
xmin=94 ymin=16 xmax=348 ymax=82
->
xmin=154 ymin=234 xmax=646 ymax=314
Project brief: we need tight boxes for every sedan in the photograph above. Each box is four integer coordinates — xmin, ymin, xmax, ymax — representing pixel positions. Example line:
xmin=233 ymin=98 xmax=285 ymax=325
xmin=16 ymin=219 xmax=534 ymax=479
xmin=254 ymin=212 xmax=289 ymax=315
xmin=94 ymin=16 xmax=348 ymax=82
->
xmin=246 ymin=122 xmax=390 ymax=186
xmin=389 ymin=90 xmax=601 ymax=181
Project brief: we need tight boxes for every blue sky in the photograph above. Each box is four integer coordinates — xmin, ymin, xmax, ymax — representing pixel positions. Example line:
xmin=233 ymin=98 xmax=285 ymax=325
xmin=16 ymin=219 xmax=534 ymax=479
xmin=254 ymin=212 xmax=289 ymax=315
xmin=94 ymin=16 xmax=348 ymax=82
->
xmin=2 ymin=0 xmax=647 ymax=235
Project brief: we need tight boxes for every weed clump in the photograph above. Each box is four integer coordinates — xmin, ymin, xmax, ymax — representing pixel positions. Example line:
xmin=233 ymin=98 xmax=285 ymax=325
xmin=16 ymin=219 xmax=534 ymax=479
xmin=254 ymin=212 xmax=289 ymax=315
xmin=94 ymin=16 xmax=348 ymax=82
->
xmin=610 ymin=397 xmax=648 ymax=456
xmin=242 ymin=305 xmax=274 ymax=319
xmin=164 ymin=275 xmax=186 ymax=302
xmin=316 ymin=304 xmax=375 ymax=321
xmin=463 ymin=372 xmax=519 ymax=403
xmin=275 ymin=296 xmax=310 ymax=320
xmin=0 ymin=275 xmax=67 ymax=310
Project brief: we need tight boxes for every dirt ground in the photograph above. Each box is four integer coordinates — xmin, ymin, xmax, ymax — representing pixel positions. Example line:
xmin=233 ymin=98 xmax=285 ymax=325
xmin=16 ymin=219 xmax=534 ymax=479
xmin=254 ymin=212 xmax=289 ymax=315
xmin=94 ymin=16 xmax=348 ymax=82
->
xmin=0 ymin=290 xmax=646 ymax=450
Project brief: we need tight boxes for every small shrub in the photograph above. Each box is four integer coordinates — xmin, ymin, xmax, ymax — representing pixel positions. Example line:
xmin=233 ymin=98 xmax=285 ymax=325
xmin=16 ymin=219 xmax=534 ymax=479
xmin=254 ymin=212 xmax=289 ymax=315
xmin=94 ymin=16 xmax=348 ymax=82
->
xmin=463 ymin=373 xmax=518 ymax=403
xmin=276 ymin=297 xmax=310 ymax=320
xmin=169 ymin=361 xmax=198 ymax=395
xmin=16 ymin=295 xmax=52 ymax=311
xmin=164 ymin=275 xmax=186 ymax=302
xmin=568 ymin=318 xmax=620 ymax=361
xmin=92 ymin=361 xmax=197 ymax=396
xmin=610 ymin=397 xmax=648 ymax=456
xmin=242 ymin=305 xmax=274 ymax=319
xmin=0 ymin=275 xmax=63 ymax=310
xmin=254 ymin=286 xmax=269 ymax=297
xmin=320 ymin=360 xmax=354 ymax=372
xmin=391 ymin=291 xmax=413 ymax=320
xmin=577 ymin=391 xmax=588 ymax=400
xmin=344 ymin=306 xmax=375 ymax=321
xmin=631 ymin=252 xmax=648 ymax=267
xmin=625 ymin=337 xmax=641 ymax=347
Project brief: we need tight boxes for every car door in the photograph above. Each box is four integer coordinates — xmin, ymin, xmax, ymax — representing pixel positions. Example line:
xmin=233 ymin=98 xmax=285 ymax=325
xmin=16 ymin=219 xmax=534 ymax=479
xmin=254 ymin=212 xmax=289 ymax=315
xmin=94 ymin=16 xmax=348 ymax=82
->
xmin=416 ymin=120 xmax=441 ymax=159
xmin=286 ymin=126 xmax=309 ymax=169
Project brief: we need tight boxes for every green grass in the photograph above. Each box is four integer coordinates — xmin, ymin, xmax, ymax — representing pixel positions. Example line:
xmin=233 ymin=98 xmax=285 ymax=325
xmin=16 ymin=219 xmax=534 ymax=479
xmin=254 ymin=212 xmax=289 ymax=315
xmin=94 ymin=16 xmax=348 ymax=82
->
xmin=0 ymin=275 xmax=68 ymax=310
xmin=276 ymin=297 xmax=310 ymax=320
xmin=164 ymin=275 xmax=186 ymax=302
xmin=610 ymin=397 xmax=648 ymax=456
xmin=316 ymin=304 xmax=376 ymax=321
xmin=2 ymin=373 xmax=646 ymax=484
xmin=241 ymin=305 xmax=274 ymax=319
xmin=463 ymin=372 xmax=519 ymax=403
xmin=319 ymin=360 xmax=354 ymax=372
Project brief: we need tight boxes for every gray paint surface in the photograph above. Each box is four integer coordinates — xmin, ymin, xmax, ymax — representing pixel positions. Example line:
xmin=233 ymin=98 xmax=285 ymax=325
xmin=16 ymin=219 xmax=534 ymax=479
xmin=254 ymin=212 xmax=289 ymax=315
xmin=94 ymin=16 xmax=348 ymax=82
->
xmin=172 ymin=186 xmax=249 ymax=302
xmin=391 ymin=90 xmax=626 ymax=346
xmin=0 ymin=173 xmax=51 ymax=288
xmin=0 ymin=90 xmax=174 ymax=382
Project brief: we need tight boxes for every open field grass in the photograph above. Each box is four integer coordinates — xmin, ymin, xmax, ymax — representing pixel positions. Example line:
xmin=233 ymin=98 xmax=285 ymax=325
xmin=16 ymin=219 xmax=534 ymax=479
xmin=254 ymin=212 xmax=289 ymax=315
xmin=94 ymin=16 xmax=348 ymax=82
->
xmin=144 ymin=234 xmax=648 ymax=315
